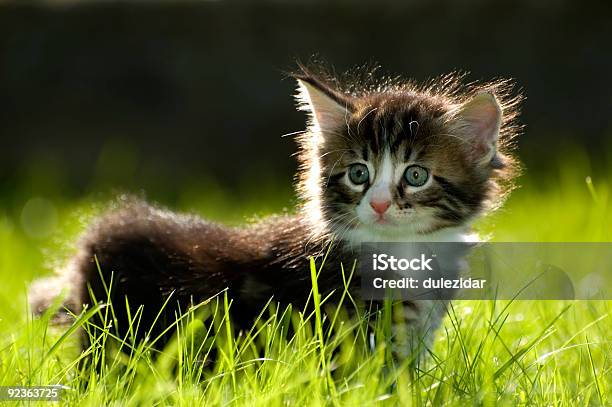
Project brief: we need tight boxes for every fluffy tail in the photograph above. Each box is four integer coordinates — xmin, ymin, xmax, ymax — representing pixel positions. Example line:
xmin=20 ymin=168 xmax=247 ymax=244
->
xmin=28 ymin=268 xmax=82 ymax=324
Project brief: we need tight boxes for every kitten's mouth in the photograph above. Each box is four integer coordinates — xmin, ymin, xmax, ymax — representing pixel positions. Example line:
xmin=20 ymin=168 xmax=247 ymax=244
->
xmin=373 ymin=215 xmax=396 ymax=226
xmin=375 ymin=216 xmax=389 ymax=225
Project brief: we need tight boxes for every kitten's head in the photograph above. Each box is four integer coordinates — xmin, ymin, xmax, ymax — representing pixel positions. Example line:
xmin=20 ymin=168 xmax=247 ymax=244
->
xmin=292 ymin=65 xmax=521 ymax=243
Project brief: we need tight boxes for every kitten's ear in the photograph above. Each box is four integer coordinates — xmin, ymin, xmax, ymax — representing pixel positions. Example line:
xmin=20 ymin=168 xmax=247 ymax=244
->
xmin=295 ymin=78 xmax=352 ymax=133
xmin=455 ymin=92 xmax=503 ymax=165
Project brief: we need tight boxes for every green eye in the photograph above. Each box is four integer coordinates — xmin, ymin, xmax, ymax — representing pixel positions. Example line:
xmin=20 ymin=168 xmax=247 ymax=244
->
xmin=348 ymin=163 xmax=369 ymax=185
xmin=404 ymin=165 xmax=429 ymax=187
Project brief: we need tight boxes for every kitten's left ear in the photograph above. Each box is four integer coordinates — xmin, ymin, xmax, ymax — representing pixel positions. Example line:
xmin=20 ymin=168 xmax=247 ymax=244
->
xmin=455 ymin=92 xmax=503 ymax=166
xmin=295 ymin=78 xmax=353 ymax=134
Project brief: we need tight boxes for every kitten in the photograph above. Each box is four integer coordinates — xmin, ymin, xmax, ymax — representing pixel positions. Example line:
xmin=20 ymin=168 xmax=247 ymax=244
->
xmin=29 ymin=64 xmax=520 ymax=356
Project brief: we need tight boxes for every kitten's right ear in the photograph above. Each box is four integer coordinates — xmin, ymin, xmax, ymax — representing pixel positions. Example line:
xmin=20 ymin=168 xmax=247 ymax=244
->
xmin=455 ymin=92 xmax=503 ymax=166
xmin=294 ymin=77 xmax=353 ymax=133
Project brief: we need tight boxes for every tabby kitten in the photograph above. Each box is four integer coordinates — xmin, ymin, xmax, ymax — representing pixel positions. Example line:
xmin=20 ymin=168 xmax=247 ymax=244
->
xmin=29 ymin=65 xmax=520 ymax=356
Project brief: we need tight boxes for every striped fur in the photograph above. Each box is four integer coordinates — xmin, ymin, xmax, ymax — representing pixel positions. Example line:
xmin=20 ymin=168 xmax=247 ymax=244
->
xmin=293 ymin=65 xmax=521 ymax=244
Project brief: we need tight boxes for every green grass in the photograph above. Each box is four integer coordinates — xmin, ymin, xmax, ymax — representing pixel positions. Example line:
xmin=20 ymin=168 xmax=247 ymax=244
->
xmin=0 ymin=162 xmax=610 ymax=406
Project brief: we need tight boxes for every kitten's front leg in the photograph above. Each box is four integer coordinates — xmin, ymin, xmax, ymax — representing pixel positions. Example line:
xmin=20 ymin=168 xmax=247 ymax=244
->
xmin=388 ymin=300 xmax=447 ymax=362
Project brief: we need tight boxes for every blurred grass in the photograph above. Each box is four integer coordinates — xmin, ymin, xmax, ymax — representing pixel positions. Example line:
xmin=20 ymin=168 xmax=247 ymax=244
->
xmin=0 ymin=151 xmax=610 ymax=405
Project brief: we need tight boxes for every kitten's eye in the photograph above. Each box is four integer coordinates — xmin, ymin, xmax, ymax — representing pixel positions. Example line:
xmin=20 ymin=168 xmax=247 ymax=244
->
xmin=404 ymin=165 xmax=429 ymax=187
xmin=348 ymin=163 xmax=369 ymax=185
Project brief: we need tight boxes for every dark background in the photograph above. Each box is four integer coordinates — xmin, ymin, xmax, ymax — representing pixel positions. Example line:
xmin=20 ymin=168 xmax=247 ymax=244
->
xmin=1 ymin=0 xmax=611 ymax=204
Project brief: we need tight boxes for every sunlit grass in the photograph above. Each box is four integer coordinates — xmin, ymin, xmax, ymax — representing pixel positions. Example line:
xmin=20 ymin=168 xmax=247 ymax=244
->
xmin=0 ymin=158 xmax=610 ymax=405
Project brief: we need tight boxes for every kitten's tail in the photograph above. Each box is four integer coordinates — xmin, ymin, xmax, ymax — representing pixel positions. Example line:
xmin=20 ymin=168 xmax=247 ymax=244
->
xmin=28 ymin=266 xmax=82 ymax=324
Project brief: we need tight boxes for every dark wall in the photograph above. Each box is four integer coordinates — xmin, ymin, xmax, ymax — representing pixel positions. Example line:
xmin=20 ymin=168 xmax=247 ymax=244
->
xmin=1 ymin=0 xmax=611 ymax=197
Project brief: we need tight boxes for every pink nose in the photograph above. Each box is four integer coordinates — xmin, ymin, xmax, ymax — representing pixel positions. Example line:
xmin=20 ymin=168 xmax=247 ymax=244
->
xmin=370 ymin=200 xmax=391 ymax=215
